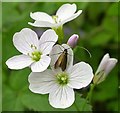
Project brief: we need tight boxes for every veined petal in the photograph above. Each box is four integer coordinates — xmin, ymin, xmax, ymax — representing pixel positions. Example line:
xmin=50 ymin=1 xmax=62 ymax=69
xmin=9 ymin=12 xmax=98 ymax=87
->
xmin=56 ymin=3 xmax=76 ymax=22
xmin=39 ymin=29 xmax=58 ymax=55
xmin=49 ymin=85 xmax=75 ymax=109
xmin=68 ymin=62 xmax=93 ymax=89
xmin=6 ymin=54 xmax=33 ymax=70
xmin=31 ymin=55 xmax=51 ymax=72
xmin=13 ymin=28 xmax=39 ymax=55
xmin=30 ymin=12 xmax=54 ymax=23
xmin=50 ymin=44 xmax=73 ymax=72
xmin=28 ymin=21 xmax=56 ymax=28
xmin=28 ymin=69 xmax=57 ymax=94
xmin=61 ymin=10 xmax=82 ymax=25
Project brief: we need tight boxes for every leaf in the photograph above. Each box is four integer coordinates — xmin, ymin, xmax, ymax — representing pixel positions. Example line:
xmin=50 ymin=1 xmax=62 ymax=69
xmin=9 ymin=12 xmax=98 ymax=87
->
xmin=2 ymin=85 xmax=24 ymax=111
xmin=9 ymin=68 xmax=30 ymax=91
xmin=3 ymin=68 xmax=30 ymax=111
xmin=74 ymin=92 xmax=92 ymax=111
xmin=21 ymin=90 xmax=56 ymax=111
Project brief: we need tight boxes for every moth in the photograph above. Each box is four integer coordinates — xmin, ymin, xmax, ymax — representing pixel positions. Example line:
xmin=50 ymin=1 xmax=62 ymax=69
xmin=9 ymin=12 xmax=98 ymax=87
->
xmin=54 ymin=48 xmax=69 ymax=71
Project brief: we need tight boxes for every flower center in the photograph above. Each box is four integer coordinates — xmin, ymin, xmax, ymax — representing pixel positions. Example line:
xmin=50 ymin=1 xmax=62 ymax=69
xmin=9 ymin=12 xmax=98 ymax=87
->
xmin=31 ymin=51 xmax=42 ymax=61
xmin=56 ymin=72 xmax=69 ymax=85
xmin=52 ymin=15 xmax=59 ymax=23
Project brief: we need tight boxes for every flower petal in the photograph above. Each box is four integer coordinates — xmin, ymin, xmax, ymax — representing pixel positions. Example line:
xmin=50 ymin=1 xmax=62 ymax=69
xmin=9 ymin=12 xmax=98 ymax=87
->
xmin=105 ymin=58 xmax=117 ymax=75
xmin=56 ymin=3 xmax=76 ymax=22
xmin=95 ymin=53 xmax=110 ymax=74
xmin=30 ymin=12 xmax=54 ymax=23
xmin=50 ymin=44 xmax=73 ymax=72
xmin=49 ymin=85 xmax=75 ymax=109
xmin=61 ymin=10 xmax=82 ymax=25
xmin=28 ymin=69 xmax=57 ymax=94
xmin=13 ymin=28 xmax=39 ymax=55
xmin=31 ymin=55 xmax=51 ymax=72
xmin=68 ymin=62 xmax=94 ymax=89
xmin=6 ymin=54 xmax=33 ymax=70
xmin=28 ymin=21 xmax=56 ymax=28
xmin=39 ymin=29 xmax=58 ymax=55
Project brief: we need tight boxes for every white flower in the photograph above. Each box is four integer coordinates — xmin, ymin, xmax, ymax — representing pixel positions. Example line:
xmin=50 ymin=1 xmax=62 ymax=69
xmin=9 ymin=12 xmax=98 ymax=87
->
xmin=6 ymin=28 xmax=58 ymax=72
xmin=93 ymin=53 xmax=118 ymax=84
xmin=28 ymin=3 xmax=82 ymax=28
xmin=28 ymin=44 xmax=94 ymax=109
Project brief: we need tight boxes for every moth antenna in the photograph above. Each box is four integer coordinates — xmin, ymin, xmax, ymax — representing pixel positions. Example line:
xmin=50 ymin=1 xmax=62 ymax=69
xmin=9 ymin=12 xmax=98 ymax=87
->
xmin=50 ymin=52 xmax=63 ymax=56
xmin=79 ymin=47 xmax=92 ymax=58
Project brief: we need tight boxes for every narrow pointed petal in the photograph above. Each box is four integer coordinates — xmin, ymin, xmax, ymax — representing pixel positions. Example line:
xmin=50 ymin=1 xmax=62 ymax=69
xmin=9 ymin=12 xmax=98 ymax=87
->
xmin=49 ymin=85 xmax=75 ymax=109
xmin=39 ymin=29 xmax=58 ymax=55
xmin=56 ymin=3 xmax=77 ymax=21
xmin=31 ymin=55 xmax=51 ymax=72
xmin=13 ymin=28 xmax=39 ymax=55
xmin=30 ymin=12 xmax=54 ymax=23
xmin=68 ymin=62 xmax=94 ymax=89
xmin=96 ymin=53 xmax=110 ymax=74
xmin=61 ymin=10 xmax=82 ymax=25
xmin=29 ymin=69 xmax=57 ymax=94
xmin=105 ymin=58 xmax=118 ymax=75
xmin=6 ymin=55 xmax=33 ymax=70
xmin=28 ymin=21 xmax=56 ymax=28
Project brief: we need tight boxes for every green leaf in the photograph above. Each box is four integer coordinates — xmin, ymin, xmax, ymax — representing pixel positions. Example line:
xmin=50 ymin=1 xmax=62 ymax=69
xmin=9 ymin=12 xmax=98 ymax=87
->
xmin=3 ymin=85 xmax=24 ymax=111
xmin=21 ymin=90 xmax=56 ymax=111
xmin=3 ymin=69 xmax=30 ymax=111
xmin=9 ymin=69 xmax=30 ymax=91
xmin=74 ymin=92 xmax=92 ymax=111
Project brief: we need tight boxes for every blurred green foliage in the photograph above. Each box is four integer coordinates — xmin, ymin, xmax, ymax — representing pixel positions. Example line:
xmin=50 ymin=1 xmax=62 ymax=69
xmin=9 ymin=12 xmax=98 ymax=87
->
xmin=2 ymin=2 xmax=118 ymax=112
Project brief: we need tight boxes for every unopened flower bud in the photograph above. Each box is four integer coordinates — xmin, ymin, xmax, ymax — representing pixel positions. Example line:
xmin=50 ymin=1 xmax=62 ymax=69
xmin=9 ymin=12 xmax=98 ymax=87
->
xmin=67 ymin=34 xmax=79 ymax=48
xmin=93 ymin=53 xmax=118 ymax=84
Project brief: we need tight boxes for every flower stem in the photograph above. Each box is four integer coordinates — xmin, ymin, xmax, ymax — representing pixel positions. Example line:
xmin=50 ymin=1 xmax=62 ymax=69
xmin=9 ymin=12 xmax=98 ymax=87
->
xmin=81 ymin=83 xmax=95 ymax=111
xmin=52 ymin=26 xmax=64 ymax=44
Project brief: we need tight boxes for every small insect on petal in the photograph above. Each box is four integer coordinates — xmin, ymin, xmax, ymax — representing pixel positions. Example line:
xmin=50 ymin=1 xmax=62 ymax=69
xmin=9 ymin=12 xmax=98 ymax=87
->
xmin=54 ymin=49 xmax=68 ymax=71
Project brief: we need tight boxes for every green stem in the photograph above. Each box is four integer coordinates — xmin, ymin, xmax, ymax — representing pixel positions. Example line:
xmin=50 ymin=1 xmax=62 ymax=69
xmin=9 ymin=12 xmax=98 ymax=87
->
xmin=52 ymin=26 xmax=64 ymax=44
xmin=81 ymin=84 xmax=95 ymax=111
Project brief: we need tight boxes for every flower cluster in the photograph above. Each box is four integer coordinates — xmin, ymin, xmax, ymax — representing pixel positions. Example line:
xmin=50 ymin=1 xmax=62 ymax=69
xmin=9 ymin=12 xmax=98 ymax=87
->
xmin=6 ymin=3 xmax=117 ymax=109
